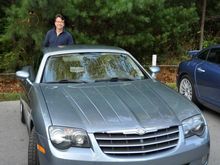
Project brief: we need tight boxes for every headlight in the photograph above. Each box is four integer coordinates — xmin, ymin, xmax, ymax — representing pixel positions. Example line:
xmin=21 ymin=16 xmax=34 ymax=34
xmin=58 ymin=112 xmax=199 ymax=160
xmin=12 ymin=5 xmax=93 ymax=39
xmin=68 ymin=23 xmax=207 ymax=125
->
xmin=49 ymin=126 xmax=90 ymax=149
xmin=182 ymin=115 xmax=206 ymax=138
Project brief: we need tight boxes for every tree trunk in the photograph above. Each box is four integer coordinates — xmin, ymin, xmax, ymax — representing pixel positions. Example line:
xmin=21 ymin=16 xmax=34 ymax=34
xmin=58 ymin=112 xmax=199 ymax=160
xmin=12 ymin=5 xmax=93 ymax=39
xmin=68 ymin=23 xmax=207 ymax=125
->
xmin=199 ymin=0 xmax=207 ymax=50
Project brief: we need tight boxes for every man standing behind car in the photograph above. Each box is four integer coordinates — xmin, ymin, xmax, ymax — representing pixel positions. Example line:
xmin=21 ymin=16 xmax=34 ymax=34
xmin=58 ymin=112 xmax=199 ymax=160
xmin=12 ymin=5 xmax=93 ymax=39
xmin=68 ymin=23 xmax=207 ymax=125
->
xmin=43 ymin=14 xmax=75 ymax=47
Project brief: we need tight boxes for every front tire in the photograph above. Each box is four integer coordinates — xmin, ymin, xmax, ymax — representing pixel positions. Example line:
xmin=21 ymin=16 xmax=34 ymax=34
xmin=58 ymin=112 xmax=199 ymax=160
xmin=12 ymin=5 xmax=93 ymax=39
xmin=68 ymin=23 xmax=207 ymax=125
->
xmin=178 ymin=75 xmax=197 ymax=103
xmin=28 ymin=128 xmax=40 ymax=165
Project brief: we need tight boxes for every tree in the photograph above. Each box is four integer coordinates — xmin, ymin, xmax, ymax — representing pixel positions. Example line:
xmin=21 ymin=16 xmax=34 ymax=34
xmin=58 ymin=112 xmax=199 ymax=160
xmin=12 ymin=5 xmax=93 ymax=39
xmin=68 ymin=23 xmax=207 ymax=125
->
xmin=199 ymin=0 xmax=206 ymax=50
xmin=198 ymin=0 xmax=220 ymax=47
xmin=0 ymin=0 xmax=199 ymax=72
xmin=0 ymin=0 xmax=19 ymax=72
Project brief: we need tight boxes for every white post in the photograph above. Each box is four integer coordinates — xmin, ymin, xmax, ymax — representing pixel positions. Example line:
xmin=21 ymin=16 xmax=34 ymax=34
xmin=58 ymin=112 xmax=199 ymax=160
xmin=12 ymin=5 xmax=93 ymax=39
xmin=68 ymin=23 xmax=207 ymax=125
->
xmin=152 ymin=54 xmax=157 ymax=66
xmin=151 ymin=54 xmax=158 ymax=79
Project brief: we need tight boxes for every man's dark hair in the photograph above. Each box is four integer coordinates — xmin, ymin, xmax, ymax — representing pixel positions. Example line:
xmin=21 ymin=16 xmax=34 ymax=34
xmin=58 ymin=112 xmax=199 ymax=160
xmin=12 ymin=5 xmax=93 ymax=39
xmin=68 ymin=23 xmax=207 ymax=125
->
xmin=54 ymin=14 xmax=65 ymax=21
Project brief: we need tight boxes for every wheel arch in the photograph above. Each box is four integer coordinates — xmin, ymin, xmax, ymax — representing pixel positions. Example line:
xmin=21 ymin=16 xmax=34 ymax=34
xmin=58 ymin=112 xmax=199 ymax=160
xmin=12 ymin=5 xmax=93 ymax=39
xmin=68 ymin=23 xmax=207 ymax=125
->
xmin=177 ymin=72 xmax=188 ymax=89
xmin=178 ymin=73 xmax=200 ymax=105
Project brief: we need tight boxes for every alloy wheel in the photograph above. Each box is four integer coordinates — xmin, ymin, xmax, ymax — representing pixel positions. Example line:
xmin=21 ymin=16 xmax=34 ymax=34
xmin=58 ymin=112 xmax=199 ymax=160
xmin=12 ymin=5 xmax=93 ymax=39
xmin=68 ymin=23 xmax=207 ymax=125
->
xmin=179 ymin=78 xmax=193 ymax=101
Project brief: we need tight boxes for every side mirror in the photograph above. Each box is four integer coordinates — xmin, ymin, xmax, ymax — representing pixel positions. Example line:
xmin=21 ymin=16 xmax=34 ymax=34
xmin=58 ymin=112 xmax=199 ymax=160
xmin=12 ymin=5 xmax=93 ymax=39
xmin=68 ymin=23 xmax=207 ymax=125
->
xmin=16 ymin=70 xmax=30 ymax=79
xmin=149 ymin=66 xmax=160 ymax=79
xmin=16 ymin=70 xmax=33 ymax=85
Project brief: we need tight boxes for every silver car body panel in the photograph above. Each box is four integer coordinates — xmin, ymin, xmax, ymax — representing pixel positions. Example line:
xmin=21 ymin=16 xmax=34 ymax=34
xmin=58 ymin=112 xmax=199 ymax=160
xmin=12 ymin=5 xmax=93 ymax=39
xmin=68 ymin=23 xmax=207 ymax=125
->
xmin=37 ymin=126 xmax=209 ymax=165
xmin=19 ymin=45 xmax=209 ymax=165
xmin=40 ymin=80 xmax=200 ymax=132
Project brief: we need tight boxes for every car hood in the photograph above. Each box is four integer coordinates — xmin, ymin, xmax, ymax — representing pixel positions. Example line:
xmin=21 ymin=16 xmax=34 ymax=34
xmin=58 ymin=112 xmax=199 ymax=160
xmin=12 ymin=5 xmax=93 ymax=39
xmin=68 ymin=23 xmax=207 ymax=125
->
xmin=40 ymin=79 xmax=200 ymax=133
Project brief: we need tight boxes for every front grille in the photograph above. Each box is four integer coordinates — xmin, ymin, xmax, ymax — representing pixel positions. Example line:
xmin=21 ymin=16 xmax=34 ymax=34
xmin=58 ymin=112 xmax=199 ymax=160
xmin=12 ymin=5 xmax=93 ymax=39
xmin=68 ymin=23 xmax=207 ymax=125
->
xmin=94 ymin=126 xmax=179 ymax=156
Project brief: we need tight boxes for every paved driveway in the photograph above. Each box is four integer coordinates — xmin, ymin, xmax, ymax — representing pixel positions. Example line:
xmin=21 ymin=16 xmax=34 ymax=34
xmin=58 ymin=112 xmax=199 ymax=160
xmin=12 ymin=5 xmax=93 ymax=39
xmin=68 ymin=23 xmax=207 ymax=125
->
xmin=0 ymin=101 xmax=219 ymax=165
xmin=0 ymin=101 xmax=28 ymax=165
xmin=202 ymin=108 xmax=220 ymax=165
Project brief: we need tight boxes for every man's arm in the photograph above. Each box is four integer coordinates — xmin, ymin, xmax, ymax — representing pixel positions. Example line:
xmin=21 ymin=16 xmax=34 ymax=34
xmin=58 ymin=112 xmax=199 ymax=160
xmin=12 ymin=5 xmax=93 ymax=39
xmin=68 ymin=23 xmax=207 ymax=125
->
xmin=67 ymin=33 xmax=74 ymax=45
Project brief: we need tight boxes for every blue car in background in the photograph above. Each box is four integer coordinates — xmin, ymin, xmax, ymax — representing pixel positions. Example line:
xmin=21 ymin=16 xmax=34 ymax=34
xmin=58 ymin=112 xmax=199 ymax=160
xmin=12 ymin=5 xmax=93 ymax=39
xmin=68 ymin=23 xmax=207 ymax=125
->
xmin=177 ymin=45 xmax=220 ymax=112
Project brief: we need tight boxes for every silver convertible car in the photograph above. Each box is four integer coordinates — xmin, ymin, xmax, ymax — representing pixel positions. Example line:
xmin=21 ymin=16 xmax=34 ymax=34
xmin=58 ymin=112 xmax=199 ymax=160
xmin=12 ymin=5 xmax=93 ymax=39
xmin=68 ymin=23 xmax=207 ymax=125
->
xmin=16 ymin=45 xmax=209 ymax=165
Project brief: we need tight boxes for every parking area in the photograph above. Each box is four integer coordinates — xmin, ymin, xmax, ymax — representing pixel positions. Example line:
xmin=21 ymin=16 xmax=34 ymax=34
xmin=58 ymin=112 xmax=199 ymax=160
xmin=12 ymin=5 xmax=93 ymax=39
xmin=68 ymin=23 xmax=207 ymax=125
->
xmin=0 ymin=101 xmax=219 ymax=165
xmin=202 ymin=108 xmax=220 ymax=165
xmin=0 ymin=101 xmax=28 ymax=165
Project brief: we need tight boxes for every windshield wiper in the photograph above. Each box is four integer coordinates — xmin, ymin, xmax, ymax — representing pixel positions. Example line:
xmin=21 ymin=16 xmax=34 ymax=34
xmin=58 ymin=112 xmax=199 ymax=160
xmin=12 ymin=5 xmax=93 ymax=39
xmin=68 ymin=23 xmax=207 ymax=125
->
xmin=95 ymin=77 xmax=135 ymax=82
xmin=46 ymin=79 xmax=88 ymax=83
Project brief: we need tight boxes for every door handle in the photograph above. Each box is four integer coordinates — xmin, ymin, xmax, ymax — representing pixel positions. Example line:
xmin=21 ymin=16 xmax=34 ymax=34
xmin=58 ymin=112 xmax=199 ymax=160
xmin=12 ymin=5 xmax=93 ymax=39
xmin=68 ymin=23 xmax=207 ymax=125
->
xmin=197 ymin=67 xmax=205 ymax=73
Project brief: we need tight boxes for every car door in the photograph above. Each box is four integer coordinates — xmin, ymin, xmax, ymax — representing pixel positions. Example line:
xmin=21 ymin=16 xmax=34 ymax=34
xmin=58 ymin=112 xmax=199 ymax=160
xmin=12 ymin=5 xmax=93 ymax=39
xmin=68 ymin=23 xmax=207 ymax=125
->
xmin=195 ymin=48 xmax=220 ymax=108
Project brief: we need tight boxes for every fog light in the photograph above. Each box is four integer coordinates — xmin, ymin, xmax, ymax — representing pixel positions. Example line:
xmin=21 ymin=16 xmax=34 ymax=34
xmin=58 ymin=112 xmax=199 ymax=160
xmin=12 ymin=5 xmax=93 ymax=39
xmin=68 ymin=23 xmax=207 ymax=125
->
xmin=201 ymin=154 xmax=209 ymax=165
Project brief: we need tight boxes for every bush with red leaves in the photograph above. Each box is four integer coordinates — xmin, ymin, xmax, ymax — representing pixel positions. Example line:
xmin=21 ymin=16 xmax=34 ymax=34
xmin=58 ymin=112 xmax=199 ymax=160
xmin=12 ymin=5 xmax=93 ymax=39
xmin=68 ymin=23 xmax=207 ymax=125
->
xmin=0 ymin=67 xmax=177 ymax=93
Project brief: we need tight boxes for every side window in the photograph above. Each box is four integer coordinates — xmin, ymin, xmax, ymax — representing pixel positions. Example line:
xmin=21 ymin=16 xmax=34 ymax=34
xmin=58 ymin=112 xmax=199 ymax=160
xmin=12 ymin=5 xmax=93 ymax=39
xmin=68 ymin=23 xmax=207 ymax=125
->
xmin=197 ymin=49 xmax=209 ymax=60
xmin=207 ymin=48 xmax=220 ymax=64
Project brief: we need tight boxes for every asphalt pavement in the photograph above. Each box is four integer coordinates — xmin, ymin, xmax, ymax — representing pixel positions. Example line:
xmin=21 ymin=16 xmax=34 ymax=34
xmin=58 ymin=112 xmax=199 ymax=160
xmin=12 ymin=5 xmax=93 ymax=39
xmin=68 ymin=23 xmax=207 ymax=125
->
xmin=0 ymin=101 xmax=219 ymax=165
xmin=0 ymin=101 xmax=28 ymax=165
xmin=202 ymin=108 xmax=220 ymax=165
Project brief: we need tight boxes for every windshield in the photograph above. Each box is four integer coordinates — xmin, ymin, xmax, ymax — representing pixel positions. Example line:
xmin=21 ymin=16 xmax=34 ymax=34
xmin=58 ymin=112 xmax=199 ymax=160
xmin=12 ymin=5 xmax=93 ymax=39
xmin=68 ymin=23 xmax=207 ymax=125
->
xmin=42 ymin=52 xmax=147 ymax=83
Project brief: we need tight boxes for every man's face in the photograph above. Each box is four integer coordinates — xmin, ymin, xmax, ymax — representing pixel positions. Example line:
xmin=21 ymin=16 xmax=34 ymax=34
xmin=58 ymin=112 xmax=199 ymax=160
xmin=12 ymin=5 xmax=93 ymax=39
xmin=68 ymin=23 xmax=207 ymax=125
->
xmin=55 ymin=17 xmax=64 ymax=30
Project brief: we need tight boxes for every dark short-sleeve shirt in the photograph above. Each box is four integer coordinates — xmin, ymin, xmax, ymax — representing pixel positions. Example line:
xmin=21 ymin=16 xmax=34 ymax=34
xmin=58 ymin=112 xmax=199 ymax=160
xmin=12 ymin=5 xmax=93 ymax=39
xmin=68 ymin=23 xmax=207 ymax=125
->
xmin=43 ymin=28 xmax=75 ymax=47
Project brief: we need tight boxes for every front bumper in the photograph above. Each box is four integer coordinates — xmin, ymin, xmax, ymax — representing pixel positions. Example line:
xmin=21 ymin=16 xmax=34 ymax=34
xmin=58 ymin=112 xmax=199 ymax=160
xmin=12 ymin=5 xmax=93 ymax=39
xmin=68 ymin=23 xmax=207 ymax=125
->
xmin=37 ymin=127 xmax=210 ymax=165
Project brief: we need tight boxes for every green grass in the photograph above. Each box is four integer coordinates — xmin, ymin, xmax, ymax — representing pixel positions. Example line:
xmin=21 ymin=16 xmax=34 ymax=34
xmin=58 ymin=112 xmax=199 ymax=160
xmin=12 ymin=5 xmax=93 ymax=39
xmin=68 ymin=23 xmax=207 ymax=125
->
xmin=0 ymin=93 xmax=20 ymax=101
xmin=166 ymin=83 xmax=177 ymax=90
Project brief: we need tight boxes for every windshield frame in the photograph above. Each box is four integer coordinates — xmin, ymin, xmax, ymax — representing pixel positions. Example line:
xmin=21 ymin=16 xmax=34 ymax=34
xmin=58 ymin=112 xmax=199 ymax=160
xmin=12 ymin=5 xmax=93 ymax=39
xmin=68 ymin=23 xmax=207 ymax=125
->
xmin=35 ymin=48 xmax=152 ymax=83
xmin=40 ymin=52 xmax=149 ymax=83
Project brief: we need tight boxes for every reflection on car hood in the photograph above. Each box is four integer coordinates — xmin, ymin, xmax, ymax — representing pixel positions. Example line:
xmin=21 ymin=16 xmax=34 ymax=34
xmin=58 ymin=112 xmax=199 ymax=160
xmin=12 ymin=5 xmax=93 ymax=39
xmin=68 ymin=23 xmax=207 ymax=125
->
xmin=40 ymin=80 xmax=200 ymax=132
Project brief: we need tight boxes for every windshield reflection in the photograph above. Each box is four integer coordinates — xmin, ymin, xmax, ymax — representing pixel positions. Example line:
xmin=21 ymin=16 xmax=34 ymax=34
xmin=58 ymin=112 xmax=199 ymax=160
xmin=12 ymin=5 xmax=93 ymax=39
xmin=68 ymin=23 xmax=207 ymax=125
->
xmin=42 ymin=53 xmax=146 ymax=83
